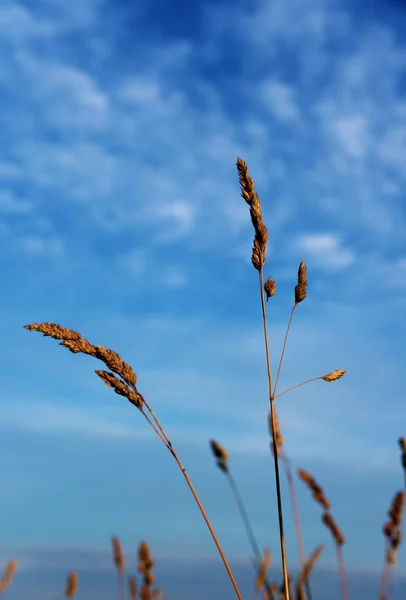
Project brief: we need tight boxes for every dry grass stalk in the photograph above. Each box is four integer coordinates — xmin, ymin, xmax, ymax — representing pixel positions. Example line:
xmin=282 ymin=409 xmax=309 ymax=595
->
xmin=237 ymin=157 xmax=290 ymax=600
xmin=380 ymin=490 xmax=405 ymax=600
xmin=0 ymin=559 xmax=17 ymax=594
xmin=273 ymin=370 xmax=346 ymax=401
xmin=399 ymin=437 xmax=406 ymax=489
xmin=295 ymin=545 xmax=324 ymax=600
xmin=275 ymin=572 xmax=293 ymax=600
xmin=260 ymin=261 xmax=315 ymax=600
xmin=65 ymin=572 xmax=78 ymax=598
xmin=25 ymin=323 xmax=243 ymax=600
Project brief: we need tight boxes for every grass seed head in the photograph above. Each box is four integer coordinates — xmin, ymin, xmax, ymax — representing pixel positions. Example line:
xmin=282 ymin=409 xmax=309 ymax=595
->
xmin=112 ymin=536 xmax=125 ymax=574
xmin=321 ymin=369 xmax=346 ymax=382
xmin=65 ymin=572 xmax=78 ymax=598
xmin=269 ymin=410 xmax=284 ymax=457
xmin=297 ymin=469 xmax=331 ymax=510
xmin=294 ymin=261 xmax=307 ymax=304
xmin=96 ymin=370 xmax=143 ymax=409
xmin=0 ymin=559 xmax=17 ymax=593
xmin=210 ymin=440 xmax=229 ymax=461
xmin=236 ymin=157 xmax=268 ymax=271
xmin=322 ymin=512 xmax=345 ymax=546
xmin=264 ymin=276 xmax=277 ymax=300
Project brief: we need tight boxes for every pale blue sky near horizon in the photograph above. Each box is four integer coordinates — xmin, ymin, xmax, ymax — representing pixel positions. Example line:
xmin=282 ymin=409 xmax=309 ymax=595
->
xmin=1 ymin=0 xmax=406 ymax=593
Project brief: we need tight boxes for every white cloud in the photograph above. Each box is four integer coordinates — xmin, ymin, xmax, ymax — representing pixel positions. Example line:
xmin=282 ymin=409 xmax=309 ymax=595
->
xmin=116 ymin=247 xmax=148 ymax=277
xmin=330 ymin=114 xmax=370 ymax=158
xmin=261 ymin=80 xmax=299 ymax=121
xmin=19 ymin=234 xmax=64 ymax=256
xmin=162 ymin=266 xmax=188 ymax=288
xmin=297 ymin=233 xmax=355 ymax=269
xmin=0 ymin=190 xmax=32 ymax=214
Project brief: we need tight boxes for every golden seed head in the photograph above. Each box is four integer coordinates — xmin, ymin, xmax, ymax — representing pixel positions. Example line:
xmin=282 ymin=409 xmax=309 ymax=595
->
xmin=96 ymin=370 xmax=143 ymax=409
xmin=322 ymin=512 xmax=345 ymax=546
xmin=312 ymin=490 xmax=331 ymax=511
xmin=264 ymin=276 xmax=277 ymax=300
xmin=112 ymin=536 xmax=125 ymax=574
xmin=269 ymin=411 xmax=284 ymax=457
xmin=321 ymin=369 xmax=346 ymax=382
xmin=297 ymin=468 xmax=313 ymax=485
xmin=209 ymin=440 xmax=229 ymax=462
xmin=399 ymin=437 xmax=406 ymax=453
xmin=138 ymin=541 xmax=152 ymax=565
xmin=388 ymin=491 xmax=405 ymax=526
xmin=24 ymin=323 xmax=138 ymax=390
xmin=236 ymin=157 xmax=269 ymax=272
xmin=65 ymin=572 xmax=78 ymax=598
xmin=0 ymin=559 xmax=17 ymax=593
xmin=294 ymin=261 xmax=307 ymax=304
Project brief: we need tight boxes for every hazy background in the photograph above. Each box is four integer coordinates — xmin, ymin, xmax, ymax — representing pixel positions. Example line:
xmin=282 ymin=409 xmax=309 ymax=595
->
xmin=1 ymin=0 xmax=406 ymax=597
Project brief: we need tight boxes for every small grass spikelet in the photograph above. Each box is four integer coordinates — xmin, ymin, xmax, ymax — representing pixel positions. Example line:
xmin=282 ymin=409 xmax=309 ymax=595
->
xmin=321 ymin=370 xmax=346 ymax=382
xmin=322 ymin=512 xmax=345 ymax=546
xmin=264 ymin=276 xmax=277 ymax=301
xmin=294 ymin=261 xmax=307 ymax=304
xmin=112 ymin=536 xmax=125 ymax=574
xmin=65 ymin=572 xmax=78 ymax=598
xmin=210 ymin=440 xmax=229 ymax=473
xmin=0 ymin=559 xmax=17 ymax=594
xmin=297 ymin=469 xmax=331 ymax=510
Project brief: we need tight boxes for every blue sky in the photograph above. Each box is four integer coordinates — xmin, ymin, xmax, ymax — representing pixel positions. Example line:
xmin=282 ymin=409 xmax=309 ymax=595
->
xmin=1 ymin=0 xmax=406 ymax=596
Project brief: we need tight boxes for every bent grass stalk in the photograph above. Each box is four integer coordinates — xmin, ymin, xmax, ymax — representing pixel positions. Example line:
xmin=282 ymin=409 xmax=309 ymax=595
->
xmin=24 ymin=323 xmax=243 ymax=600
